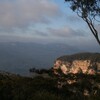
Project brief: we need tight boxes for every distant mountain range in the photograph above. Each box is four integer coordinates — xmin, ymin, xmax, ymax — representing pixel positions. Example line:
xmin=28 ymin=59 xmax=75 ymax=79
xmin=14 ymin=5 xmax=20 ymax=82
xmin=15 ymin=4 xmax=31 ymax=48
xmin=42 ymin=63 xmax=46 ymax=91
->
xmin=0 ymin=42 xmax=99 ymax=75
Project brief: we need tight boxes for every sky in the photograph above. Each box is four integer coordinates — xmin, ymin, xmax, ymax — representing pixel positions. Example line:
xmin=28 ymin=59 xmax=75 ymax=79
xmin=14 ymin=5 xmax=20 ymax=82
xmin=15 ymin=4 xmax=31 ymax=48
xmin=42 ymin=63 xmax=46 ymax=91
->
xmin=0 ymin=0 xmax=100 ymax=52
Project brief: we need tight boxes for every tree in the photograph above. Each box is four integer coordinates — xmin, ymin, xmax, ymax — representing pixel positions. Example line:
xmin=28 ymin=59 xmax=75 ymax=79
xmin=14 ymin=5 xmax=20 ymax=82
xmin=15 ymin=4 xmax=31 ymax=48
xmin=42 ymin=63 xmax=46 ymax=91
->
xmin=65 ymin=0 xmax=100 ymax=45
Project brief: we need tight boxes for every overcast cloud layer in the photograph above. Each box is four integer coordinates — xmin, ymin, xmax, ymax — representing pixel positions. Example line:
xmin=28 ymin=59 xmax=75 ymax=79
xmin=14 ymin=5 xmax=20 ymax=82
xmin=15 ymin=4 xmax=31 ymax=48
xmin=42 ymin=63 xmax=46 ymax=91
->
xmin=0 ymin=0 xmax=61 ymax=29
xmin=0 ymin=0 xmax=100 ymax=52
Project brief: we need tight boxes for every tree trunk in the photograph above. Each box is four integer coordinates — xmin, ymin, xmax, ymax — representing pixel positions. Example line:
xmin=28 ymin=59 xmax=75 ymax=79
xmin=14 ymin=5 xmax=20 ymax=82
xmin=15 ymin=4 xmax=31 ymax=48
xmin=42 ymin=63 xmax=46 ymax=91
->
xmin=85 ymin=18 xmax=100 ymax=45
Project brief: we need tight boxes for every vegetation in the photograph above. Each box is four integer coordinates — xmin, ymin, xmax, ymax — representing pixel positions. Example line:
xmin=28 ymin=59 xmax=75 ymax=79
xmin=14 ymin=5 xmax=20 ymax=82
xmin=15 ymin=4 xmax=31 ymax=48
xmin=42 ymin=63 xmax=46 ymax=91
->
xmin=57 ymin=52 xmax=100 ymax=62
xmin=1 ymin=71 xmax=100 ymax=100
xmin=65 ymin=0 xmax=100 ymax=45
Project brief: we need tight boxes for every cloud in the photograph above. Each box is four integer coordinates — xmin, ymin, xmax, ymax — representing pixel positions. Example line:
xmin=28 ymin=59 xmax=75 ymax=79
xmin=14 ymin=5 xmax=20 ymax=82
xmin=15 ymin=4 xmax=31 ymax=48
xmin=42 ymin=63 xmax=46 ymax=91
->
xmin=96 ymin=25 xmax=100 ymax=33
xmin=0 ymin=0 xmax=99 ymax=53
xmin=0 ymin=0 xmax=61 ymax=29
xmin=47 ymin=27 xmax=86 ymax=38
xmin=67 ymin=15 xmax=82 ymax=23
xmin=34 ymin=30 xmax=49 ymax=37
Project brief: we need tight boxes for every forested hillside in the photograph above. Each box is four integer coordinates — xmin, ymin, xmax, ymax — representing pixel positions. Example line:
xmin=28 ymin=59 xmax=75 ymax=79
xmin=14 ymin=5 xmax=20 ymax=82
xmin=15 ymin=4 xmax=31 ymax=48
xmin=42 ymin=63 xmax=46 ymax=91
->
xmin=57 ymin=53 xmax=100 ymax=62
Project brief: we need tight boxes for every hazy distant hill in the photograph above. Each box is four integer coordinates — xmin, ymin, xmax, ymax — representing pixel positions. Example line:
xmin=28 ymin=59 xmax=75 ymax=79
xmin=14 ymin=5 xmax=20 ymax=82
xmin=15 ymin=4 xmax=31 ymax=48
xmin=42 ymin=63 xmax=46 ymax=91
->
xmin=0 ymin=42 xmax=79 ymax=75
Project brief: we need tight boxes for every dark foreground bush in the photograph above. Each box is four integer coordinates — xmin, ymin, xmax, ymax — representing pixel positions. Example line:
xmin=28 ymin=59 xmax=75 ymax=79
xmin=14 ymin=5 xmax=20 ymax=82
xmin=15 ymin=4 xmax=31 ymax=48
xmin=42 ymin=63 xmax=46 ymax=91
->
xmin=0 ymin=73 xmax=100 ymax=100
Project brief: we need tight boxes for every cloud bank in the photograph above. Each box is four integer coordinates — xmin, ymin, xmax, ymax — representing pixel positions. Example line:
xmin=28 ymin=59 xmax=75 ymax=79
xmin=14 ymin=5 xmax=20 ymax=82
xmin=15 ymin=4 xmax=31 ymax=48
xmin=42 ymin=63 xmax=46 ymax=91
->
xmin=0 ymin=0 xmax=99 ymax=53
xmin=0 ymin=0 xmax=61 ymax=29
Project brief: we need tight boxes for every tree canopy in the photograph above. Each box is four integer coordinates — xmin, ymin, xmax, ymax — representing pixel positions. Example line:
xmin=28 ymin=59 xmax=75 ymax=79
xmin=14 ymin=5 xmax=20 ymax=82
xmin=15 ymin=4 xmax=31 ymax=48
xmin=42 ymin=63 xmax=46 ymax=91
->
xmin=65 ymin=0 xmax=100 ymax=45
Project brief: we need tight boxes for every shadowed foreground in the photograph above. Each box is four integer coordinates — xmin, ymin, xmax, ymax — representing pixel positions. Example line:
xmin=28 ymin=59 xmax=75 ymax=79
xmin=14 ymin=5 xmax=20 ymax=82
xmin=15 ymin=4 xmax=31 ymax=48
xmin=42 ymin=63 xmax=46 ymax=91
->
xmin=0 ymin=71 xmax=100 ymax=100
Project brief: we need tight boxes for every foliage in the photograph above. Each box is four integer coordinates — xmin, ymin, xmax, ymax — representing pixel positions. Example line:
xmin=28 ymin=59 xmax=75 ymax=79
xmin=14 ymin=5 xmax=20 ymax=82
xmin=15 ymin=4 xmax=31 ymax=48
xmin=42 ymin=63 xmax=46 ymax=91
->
xmin=1 ymin=72 xmax=100 ymax=100
xmin=65 ymin=0 xmax=100 ymax=45
xmin=57 ymin=52 xmax=100 ymax=62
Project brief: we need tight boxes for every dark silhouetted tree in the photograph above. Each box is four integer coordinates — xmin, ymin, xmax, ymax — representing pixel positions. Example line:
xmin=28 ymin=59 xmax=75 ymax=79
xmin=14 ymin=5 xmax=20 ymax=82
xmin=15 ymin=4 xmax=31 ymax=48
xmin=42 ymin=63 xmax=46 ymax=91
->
xmin=65 ymin=0 xmax=100 ymax=45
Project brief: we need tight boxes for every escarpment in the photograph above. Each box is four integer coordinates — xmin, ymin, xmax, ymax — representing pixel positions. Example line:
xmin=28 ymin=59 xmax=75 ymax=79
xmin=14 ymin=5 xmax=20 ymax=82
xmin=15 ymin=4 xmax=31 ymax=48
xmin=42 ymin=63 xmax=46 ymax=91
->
xmin=53 ymin=53 xmax=100 ymax=75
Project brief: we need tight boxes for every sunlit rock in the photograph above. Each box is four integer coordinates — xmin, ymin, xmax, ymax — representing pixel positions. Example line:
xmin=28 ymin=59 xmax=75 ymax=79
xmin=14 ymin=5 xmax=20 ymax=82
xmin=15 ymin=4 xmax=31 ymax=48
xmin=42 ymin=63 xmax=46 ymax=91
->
xmin=53 ymin=53 xmax=100 ymax=75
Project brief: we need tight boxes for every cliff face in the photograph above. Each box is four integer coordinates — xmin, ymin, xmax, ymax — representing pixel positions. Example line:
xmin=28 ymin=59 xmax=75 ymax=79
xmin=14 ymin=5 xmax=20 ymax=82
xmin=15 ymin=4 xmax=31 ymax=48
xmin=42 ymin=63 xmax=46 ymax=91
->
xmin=53 ymin=53 xmax=100 ymax=75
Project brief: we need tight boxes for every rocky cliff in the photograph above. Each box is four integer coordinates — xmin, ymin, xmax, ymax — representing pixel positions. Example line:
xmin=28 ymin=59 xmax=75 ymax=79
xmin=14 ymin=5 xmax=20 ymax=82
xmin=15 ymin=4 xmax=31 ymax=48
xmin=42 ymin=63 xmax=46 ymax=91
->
xmin=53 ymin=53 xmax=100 ymax=75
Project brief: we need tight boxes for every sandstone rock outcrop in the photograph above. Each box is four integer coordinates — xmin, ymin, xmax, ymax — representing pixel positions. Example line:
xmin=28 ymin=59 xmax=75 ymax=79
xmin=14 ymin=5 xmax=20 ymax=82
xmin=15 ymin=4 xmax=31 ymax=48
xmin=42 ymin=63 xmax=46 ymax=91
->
xmin=53 ymin=53 xmax=100 ymax=75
